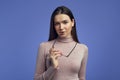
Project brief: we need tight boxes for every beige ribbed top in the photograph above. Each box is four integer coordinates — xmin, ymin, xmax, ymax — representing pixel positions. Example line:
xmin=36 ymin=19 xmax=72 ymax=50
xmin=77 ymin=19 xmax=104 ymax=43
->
xmin=34 ymin=37 xmax=88 ymax=80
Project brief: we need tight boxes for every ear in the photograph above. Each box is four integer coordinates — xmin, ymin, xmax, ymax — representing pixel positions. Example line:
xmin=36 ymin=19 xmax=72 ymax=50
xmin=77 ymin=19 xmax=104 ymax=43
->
xmin=71 ymin=19 xmax=74 ymax=27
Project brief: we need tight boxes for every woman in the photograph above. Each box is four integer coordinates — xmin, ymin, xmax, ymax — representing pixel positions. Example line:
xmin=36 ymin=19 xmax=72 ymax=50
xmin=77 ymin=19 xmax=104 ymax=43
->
xmin=34 ymin=6 xmax=88 ymax=80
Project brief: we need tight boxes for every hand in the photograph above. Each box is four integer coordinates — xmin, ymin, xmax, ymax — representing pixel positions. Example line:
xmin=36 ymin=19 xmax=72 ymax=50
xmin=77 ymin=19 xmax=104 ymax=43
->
xmin=49 ymin=47 xmax=62 ymax=69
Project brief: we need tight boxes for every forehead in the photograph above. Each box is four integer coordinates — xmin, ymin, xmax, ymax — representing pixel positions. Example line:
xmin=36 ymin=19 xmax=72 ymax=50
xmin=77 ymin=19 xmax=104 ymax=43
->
xmin=54 ymin=14 xmax=70 ymax=22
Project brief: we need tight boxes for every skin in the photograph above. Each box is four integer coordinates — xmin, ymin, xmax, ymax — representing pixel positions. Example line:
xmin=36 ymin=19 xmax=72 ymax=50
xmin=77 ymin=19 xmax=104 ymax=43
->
xmin=54 ymin=14 xmax=74 ymax=38
xmin=34 ymin=13 xmax=88 ymax=80
xmin=49 ymin=14 xmax=74 ymax=69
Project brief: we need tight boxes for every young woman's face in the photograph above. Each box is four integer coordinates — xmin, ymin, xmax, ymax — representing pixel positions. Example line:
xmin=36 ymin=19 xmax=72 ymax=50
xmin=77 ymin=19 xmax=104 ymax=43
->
xmin=54 ymin=14 xmax=74 ymax=38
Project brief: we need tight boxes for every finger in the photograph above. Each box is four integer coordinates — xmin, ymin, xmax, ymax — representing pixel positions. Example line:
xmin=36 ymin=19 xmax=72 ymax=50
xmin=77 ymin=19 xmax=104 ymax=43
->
xmin=53 ymin=51 xmax=62 ymax=55
xmin=52 ymin=49 xmax=59 ymax=52
xmin=50 ymin=47 xmax=59 ymax=52
xmin=49 ymin=48 xmax=55 ymax=54
xmin=50 ymin=49 xmax=60 ymax=55
xmin=54 ymin=53 xmax=62 ymax=59
xmin=50 ymin=47 xmax=54 ymax=51
xmin=50 ymin=51 xmax=62 ymax=57
xmin=54 ymin=52 xmax=62 ymax=57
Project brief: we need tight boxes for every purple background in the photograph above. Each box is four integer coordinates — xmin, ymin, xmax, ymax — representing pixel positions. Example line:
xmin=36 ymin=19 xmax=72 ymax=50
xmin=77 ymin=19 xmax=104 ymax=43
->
xmin=0 ymin=0 xmax=120 ymax=80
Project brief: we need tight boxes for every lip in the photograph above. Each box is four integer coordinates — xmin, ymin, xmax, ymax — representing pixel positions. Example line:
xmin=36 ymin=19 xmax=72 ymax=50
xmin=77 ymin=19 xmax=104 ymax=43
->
xmin=59 ymin=31 xmax=65 ymax=35
xmin=59 ymin=31 xmax=64 ymax=33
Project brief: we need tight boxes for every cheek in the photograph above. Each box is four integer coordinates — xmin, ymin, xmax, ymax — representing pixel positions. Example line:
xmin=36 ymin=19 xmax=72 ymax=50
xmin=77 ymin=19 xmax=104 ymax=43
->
xmin=66 ymin=24 xmax=73 ymax=32
xmin=54 ymin=27 xmax=59 ymax=33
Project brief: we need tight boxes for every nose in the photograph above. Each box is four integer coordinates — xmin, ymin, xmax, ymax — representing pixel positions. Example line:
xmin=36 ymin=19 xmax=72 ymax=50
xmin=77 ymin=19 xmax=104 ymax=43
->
xmin=59 ymin=24 xmax=64 ymax=30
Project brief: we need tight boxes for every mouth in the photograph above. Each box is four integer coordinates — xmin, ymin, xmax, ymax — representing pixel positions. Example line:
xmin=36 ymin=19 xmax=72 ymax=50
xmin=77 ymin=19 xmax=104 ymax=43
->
xmin=59 ymin=31 xmax=65 ymax=35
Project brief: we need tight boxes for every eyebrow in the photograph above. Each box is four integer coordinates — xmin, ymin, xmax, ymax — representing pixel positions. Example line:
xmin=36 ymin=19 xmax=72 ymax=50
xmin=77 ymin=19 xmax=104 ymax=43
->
xmin=54 ymin=19 xmax=68 ymax=23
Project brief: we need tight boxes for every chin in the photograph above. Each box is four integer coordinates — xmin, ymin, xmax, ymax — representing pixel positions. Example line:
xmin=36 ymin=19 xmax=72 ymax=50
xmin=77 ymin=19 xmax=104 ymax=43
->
xmin=59 ymin=35 xmax=70 ymax=38
xmin=59 ymin=35 xmax=66 ymax=38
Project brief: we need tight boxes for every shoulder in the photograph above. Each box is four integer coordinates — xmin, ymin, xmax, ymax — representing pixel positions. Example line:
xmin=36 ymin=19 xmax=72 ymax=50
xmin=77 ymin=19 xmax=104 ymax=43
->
xmin=77 ymin=43 xmax=88 ymax=55
xmin=39 ymin=40 xmax=55 ymax=48
xmin=77 ymin=43 xmax=88 ymax=50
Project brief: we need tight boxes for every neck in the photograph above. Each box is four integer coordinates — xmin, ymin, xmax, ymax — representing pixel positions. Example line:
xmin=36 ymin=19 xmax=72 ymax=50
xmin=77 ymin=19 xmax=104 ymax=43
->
xmin=56 ymin=36 xmax=74 ymax=43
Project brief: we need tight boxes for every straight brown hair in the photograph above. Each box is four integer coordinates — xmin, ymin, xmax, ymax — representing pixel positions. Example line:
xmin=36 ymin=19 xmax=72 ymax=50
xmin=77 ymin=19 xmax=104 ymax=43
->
xmin=48 ymin=6 xmax=79 ymax=43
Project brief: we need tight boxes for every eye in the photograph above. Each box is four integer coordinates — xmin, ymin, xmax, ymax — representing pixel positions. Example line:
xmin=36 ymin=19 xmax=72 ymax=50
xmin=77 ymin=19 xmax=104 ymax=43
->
xmin=63 ymin=21 xmax=68 ymax=24
xmin=54 ymin=22 xmax=59 ymax=26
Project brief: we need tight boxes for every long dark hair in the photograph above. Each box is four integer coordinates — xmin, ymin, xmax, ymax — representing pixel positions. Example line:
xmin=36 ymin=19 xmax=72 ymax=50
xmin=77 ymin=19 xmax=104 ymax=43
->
xmin=48 ymin=6 xmax=79 ymax=43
